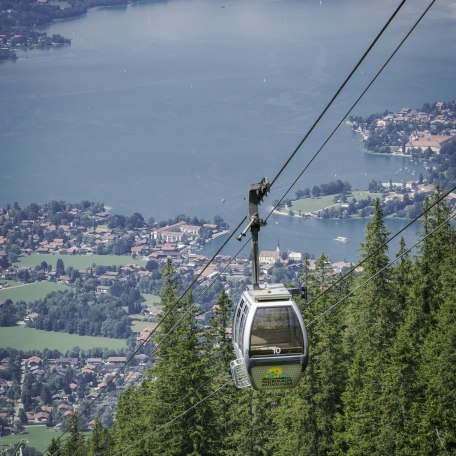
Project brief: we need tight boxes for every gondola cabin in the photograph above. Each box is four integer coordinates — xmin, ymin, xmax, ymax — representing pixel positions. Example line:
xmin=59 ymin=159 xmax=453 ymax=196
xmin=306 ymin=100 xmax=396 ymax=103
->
xmin=230 ymin=283 xmax=308 ymax=390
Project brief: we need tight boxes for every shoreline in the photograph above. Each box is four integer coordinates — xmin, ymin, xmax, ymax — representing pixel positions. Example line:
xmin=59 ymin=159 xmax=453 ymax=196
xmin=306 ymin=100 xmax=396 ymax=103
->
xmin=0 ymin=0 xmax=146 ymax=60
xmin=272 ymin=208 xmax=373 ymax=220
xmin=363 ymin=150 xmax=419 ymax=159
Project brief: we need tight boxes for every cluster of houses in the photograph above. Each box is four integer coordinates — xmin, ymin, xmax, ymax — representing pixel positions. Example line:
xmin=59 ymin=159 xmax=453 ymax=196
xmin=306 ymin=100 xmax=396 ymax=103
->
xmin=1 ymin=204 xmax=305 ymax=295
xmin=0 ymin=354 xmax=148 ymax=436
xmin=352 ymin=102 xmax=456 ymax=154
xmin=382 ymin=181 xmax=456 ymax=210
xmin=0 ymin=29 xmax=63 ymax=57
xmin=5 ymin=213 xmax=226 ymax=259
xmin=0 ymin=207 xmax=350 ymax=292
xmin=383 ymin=181 xmax=435 ymax=203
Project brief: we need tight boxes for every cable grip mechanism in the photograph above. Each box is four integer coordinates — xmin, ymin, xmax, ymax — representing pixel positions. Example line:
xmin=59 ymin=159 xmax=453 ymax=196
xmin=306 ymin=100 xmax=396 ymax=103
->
xmin=238 ymin=178 xmax=271 ymax=288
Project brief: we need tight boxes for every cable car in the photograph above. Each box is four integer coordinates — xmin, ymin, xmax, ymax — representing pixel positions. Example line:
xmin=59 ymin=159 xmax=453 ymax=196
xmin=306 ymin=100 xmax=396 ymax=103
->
xmin=230 ymin=178 xmax=309 ymax=390
xmin=230 ymin=283 xmax=308 ymax=390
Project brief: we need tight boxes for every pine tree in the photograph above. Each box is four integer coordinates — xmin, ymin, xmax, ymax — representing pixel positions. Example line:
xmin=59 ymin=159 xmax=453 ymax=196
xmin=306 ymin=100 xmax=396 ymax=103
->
xmin=47 ymin=437 xmax=62 ymax=456
xmin=87 ymin=418 xmax=112 ymax=456
xmin=391 ymin=236 xmax=413 ymax=322
xmin=203 ymin=290 xmax=239 ymax=455
xmin=56 ymin=258 xmax=65 ymax=277
xmin=375 ymin=194 xmax=456 ymax=454
xmin=62 ymin=413 xmax=87 ymax=456
xmin=222 ymin=388 xmax=277 ymax=456
xmin=113 ymin=259 xmax=214 ymax=455
xmin=336 ymin=200 xmax=395 ymax=454
xmin=113 ymin=384 xmax=148 ymax=455
xmin=420 ymin=247 xmax=456 ymax=454
xmin=272 ymin=254 xmax=347 ymax=455
xmin=412 ymin=196 xmax=456 ymax=453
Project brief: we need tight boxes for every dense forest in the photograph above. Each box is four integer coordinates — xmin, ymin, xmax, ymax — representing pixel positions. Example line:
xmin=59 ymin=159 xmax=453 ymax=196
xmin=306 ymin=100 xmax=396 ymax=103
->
xmin=49 ymin=192 xmax=456 ymax=455
xmin=26 ymin=289 xmax=135 ymax=339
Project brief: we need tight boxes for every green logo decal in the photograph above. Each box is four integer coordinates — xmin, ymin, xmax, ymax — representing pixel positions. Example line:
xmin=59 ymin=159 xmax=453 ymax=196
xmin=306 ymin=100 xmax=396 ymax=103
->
xmin=261 ymin=367 xmax=293 ymax=387
xmin=263 ymin=367 xmax=290 ymax=380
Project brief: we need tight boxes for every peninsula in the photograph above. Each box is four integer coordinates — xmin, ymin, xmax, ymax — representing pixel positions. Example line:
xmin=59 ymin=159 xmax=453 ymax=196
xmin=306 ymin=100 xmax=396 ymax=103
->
xmin=0 ymin=0 xmax=142 ymax=60
xmin=274 ymin=179 xmax=456 ymax=220
xmin=274 ymin=100 xmax=456 ymax=220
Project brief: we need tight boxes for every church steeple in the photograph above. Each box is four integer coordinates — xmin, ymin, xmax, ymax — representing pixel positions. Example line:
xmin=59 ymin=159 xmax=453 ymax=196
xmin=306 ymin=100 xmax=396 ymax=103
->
xmin=276 ymin=238 xmax=280 ymax=253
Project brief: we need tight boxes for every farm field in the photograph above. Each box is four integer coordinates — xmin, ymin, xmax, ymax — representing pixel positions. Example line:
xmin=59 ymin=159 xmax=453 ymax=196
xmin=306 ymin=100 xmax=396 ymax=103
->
xmin=0 ymin=281 xmax=69 ymax=303
xmin=0 ymin=425 xmax=61 ymax=453
xmin=0 ymin=326 xmax=127 ymax=352
xmin=15 ymin=254 xmax=146 ymax=270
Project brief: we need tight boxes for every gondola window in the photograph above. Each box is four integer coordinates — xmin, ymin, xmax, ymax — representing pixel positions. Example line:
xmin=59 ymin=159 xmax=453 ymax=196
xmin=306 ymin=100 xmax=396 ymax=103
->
xmin=250 ymin=306 xmax=304 ymax=356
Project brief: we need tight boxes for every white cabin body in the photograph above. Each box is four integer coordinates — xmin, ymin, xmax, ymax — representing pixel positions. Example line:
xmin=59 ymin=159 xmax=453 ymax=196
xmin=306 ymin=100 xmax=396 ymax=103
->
xmin=231 ymin=283 xmax=308 ymax=390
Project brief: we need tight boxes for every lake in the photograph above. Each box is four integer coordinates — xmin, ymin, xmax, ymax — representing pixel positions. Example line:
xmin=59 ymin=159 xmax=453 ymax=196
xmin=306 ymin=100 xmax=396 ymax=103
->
xmin=1 ymin=0 xmax=455 ymax=261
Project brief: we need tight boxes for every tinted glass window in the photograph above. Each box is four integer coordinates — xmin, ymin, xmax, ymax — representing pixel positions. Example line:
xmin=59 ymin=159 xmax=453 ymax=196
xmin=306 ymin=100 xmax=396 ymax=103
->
xmin=233 ymin=299 xmax=244 ymax=344
xmin=239 ymin=307 xmax=248 ymax=352
xmin=250 ymin=306 xmax=304 ymax=356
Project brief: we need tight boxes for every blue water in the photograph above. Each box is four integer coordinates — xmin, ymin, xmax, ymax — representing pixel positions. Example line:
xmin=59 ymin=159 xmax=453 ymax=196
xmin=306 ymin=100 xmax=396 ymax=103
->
xmin=1 ymin=0 xmax=455 ymax=261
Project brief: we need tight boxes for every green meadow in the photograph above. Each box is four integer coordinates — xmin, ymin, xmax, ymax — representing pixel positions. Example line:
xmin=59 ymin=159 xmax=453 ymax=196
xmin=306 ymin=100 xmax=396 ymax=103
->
xmin=0 ymin=281 xmax=69 ymax=303
xmin=50 ymin=1 xmax=71 ymax=9
xmin=128 ymin=294 xmax=160 ymax=332
xmin=142 ymin=294 xmax=161 ymax=306
xmin=131 ymin=319 xmax=157 ymax=332
xmin=288 ymin=191 xmax=383 ymax=214
xmin=15 ymin=254 xmax=146 ymax=270
xmin=0 ymin=326 xmax=127 ymax=352
xmin=0 ymin=425 xmax=61 ymax=453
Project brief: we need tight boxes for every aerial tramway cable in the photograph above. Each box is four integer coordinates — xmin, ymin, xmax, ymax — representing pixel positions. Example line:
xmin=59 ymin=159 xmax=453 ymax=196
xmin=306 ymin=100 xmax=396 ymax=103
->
xmin=264 ymin=0 xmax=438 ymax=225
xmin=268 ymin=0 xmax=407 ymax=188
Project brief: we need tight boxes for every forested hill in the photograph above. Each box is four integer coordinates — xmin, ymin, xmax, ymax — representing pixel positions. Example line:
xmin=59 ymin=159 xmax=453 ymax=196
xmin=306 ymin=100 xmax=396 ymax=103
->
xmin=49 ymin=192 xmax=456 ymax=455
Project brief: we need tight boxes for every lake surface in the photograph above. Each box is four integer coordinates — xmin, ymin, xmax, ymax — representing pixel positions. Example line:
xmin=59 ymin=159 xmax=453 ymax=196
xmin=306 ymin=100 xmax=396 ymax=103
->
xmin=1 ymin=0 xmax=455 ymax=261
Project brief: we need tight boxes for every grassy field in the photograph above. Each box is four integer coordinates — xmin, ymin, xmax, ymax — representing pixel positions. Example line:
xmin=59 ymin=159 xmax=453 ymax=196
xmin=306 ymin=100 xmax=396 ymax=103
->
xmin=288 ymin=192 xmax=383 ymax=213
xmin=142 ymin=293 xmax=161 ymax=306
xmin=0 ymin=326 xmax=127 ymax=352
xmin=289 ymin=195 xmax=338 ymax=212
xmin=0 ymin=281 xmax=69 ymax=303
xmin=0 ymin=425 xmax=61 ymax=453
xmin=131 ymin=320 xmax=157 ymax=332
xmin=15 ymin=254 xmax=145 ymax=270
xmin=350 ymin=191 xmax=383 ymax=201
xmin=0 ymin=279 xmax=21 ymax=287
xmin=128 ymin=294 xmax=161 ymax=332
xmin=50 ymin=1 xmax=71 ymax=9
